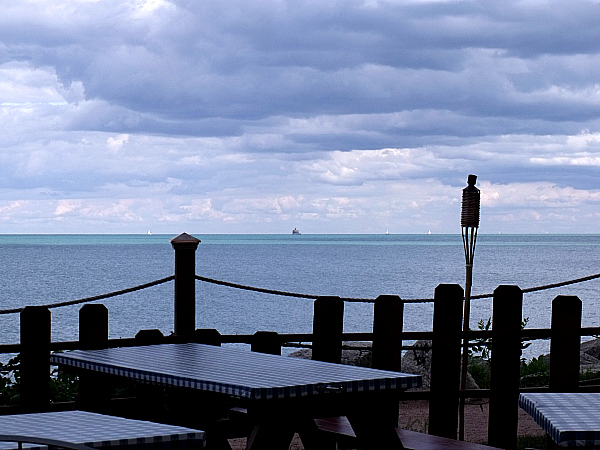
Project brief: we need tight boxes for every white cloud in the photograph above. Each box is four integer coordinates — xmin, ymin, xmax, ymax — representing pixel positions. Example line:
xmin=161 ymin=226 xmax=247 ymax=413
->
xmin=0 ymin=201 xmax=28 ymax=219
xmin=54 ymin=200 xmax=82 ymax=216
xmin=481 ymin=181 xmax=600 ymax=208
xmin=530 ymin=156 xmax=600 ymax=166
xmin=0 ymin=62 xmax=65 ymax=105
xmin=106 ymin=134 xmax=130 ymax=152
xmin=131 ymin=0 xmax=175 ymax=17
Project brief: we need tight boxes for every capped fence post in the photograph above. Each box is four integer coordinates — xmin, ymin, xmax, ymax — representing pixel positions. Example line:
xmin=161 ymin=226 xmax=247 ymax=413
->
xmin=132 ymin=329 xmax=167 ymax=421
xmin=78 ymin=304 xmax=110 ymax=412
xmin=20 ymin=306 xmax=51 ymax=412
xmin=135 ymin=329 xmax=164 ymax=345
xmin=171 ymin=233 xmax=201 ymax=337
xmin=193 ymin=328 xmax=222 ymax=346
xmin=550 ymin=295 xmax=582 ymax=392
xmin=312 ymin=296 xmax=344 ymax=364
xmin=488 ymin=285 xmax=523 ymax=450
xmin=428 ymin=284 xmax=464 ymax=439
xmin=372 ymin=295 xmax=404 ymax=371
xmin=252 ymin=331 xmax=281 ymax=355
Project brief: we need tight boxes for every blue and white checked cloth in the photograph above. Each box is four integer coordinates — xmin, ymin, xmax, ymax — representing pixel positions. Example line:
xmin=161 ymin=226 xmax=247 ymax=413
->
xmin=51 ymin=343 xmax=422 ymax=400
xmin=0 ymin=410 xmax=205 ymax=450
xmin=519 ymin=393 xmax=600 ymax=447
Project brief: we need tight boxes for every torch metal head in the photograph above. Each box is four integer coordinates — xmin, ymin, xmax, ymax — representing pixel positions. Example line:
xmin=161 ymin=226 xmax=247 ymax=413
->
xmin=461 ymin=174 xmax=480 ymax=228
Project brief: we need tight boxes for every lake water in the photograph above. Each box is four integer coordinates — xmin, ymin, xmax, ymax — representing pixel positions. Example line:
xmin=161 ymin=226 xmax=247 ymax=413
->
xmin=1 ymin=234 xmax=598 ymax=360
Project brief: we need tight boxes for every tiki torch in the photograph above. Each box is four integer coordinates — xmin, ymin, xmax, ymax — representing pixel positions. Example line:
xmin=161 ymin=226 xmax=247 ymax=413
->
xmin=459 ymin=174 xmax=480 ymax=440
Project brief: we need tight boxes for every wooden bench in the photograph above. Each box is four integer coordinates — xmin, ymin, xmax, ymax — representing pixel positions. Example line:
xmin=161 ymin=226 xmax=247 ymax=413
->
xmin=314 ymin=416 xmax=503 ymax=450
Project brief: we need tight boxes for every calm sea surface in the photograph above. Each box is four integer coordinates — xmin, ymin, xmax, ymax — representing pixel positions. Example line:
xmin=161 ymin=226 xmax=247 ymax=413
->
xmin=1 ymin=234 xmax=598 ymax=359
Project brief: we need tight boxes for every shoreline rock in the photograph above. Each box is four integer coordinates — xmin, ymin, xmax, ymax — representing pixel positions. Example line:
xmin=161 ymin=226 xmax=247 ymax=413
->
xmin=289 ymin=338 xmax=600 ymax=388
xmin=289 ymin=341 xmax=373 ymax=367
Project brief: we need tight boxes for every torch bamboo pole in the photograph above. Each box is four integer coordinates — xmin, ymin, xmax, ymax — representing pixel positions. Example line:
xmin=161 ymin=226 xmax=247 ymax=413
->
xmin=459 ymin=226 xmax=477 ymax=440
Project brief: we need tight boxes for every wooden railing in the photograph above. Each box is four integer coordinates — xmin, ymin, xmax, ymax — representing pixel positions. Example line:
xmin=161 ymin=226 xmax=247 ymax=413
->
xmin=1 ymin=233 xmax=598 ymax=450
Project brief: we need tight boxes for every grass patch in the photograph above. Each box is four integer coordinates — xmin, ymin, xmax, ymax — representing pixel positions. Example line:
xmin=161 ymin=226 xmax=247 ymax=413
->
xmin=517 ymin=434 xmax=547 ymax=450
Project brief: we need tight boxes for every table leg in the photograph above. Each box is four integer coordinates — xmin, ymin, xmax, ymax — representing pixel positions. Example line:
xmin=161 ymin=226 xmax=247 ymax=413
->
xmin=246 ymin=423 xmax=295 ymax=450
xmin=296 ymin=417 xmax=336 ymax=450
xmin=347 ymin=414 xmax=404 ymax=449
xmin=346 ymin=396 xmax=404 ymax=450
xmin=76 ymin=370 xmax=113 ymax=414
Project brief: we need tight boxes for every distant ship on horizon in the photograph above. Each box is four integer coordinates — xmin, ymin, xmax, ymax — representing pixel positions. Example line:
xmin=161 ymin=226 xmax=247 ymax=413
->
xmin=292 ymin=228 xmax=301 ymax=235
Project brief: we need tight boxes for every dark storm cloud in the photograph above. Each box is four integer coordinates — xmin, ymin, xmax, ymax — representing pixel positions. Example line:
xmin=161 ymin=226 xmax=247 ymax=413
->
xmin=0 ymin=0 xmax=598 ymax=233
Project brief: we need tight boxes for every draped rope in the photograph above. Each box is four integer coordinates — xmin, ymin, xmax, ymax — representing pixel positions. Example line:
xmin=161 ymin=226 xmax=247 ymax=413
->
xmin=196 ymin=272 xmax=600 ymax=304
xmin=0 ymin=276 xmax=174 ymax=315
xmin=194 ymin=275 xmax=317 ymax=299
xmin=0 ymin=272 xmax=598 ymax=314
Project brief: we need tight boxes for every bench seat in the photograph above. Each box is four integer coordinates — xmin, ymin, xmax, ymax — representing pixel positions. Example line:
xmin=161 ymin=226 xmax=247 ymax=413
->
xmin=314 ymin=416 xmax=502 ymax=450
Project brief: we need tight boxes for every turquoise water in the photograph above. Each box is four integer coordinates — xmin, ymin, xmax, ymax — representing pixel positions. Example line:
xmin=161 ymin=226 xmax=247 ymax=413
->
xmin=1 ymin=233 xmax=599 ymax=359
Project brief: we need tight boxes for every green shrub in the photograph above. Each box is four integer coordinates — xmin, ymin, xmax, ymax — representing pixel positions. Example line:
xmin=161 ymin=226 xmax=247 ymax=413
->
xmin=0 ymin=355 xmax=20 ymax=406
xmin=1 ymin=353 xmax=80 ymax=406
xmin=520 ymin=355 xmax=549 ymax=387
xmin=469 ymin=317 xmax=531 ymax=362
xmin=468 ymin=358 xmax=491 ymax=389
xmin=517 ymin=434 xmax=547 ymax=450
xmin=49 ymin=366 xmax=79 ymax=402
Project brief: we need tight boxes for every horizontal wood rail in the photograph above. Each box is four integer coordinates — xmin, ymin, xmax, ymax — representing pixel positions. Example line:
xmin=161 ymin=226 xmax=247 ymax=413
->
xmin=4 ymin=326 xmax=600 ymax=355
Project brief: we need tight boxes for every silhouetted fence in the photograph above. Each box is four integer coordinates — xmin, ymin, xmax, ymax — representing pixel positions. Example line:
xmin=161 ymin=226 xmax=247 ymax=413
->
xmin=1 ymin=233 xmax=599 ymax=450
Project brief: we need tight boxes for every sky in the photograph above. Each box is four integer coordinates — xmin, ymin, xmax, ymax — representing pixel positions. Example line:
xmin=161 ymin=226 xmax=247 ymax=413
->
xmin=0 ymin=0 xmax=599 ymax=235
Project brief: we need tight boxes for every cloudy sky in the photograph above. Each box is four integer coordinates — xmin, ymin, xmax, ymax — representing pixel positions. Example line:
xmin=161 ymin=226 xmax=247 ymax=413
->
xmin=1 ymin=0 xmax=599 ymax=234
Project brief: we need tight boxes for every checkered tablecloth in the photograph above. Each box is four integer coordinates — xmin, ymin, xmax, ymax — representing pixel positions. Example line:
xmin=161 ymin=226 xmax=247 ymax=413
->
xmin=0 ymin=410 xmax=205 ymax=449
xmin=51 ymin=343 xmax=422 ymax=400
xmin=519 ymin=393 xmax=600 ymax=447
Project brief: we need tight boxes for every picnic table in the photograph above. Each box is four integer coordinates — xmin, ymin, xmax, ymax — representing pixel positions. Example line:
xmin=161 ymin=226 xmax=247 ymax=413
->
xmin=0 ymin=410 xmax=205 ymax=449
xmin=51 ymin=343 xmax=421 ymax=449
xmin=519 ymin=392 xmax=600 ymax=448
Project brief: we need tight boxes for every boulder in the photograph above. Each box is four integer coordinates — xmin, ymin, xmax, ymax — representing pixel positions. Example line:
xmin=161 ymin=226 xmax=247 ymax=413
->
xmin=525 ymin=339 xmax=600 ymax=378
xmin=289 ymin=342 xmax=372 ymax=367
xmin=291 ymin=339 xmax=480 ymax=390
xmin=401 ymin=340 xmax=433 ymax=390
xmin=581 ymin=338 xmax=600 ymax=360
xmin=580 ymin=338 xmax=600 ymax=374
xmin=400 ymin=340 xmax=480 ymax=391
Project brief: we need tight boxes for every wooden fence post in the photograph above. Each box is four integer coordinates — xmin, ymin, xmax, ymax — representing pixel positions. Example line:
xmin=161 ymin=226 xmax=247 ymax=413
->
xmin=252 ymin=331 xmax=281 ymax=355
xmin=171 ymin=233 xmax=201 ymax=337
xmin=550 ymin=295 xmax=582 ymax=392
xmin=78 ymin=304 xmax=110 ymax=412
xmin=135 ymin=329 xmax=164 ymax=345
xmin=79 ymin=304 xmax=108 ymax=349
xmin=372 ymin=295 xmax=404 ymax=371
xmin=193 ymin=328 xmax=222 ymax=346
xmin=134 ymin=329 xmax=167 ymax=420
xmin=20 ymin=306 xmax=51 ymax=412
xmin=428 ymin=284 xmax=464 ymax=439
xmin=312 ymin=296 xmax=344 ymax=364
xmin=488 ymin=285 xmax=523 ymax=450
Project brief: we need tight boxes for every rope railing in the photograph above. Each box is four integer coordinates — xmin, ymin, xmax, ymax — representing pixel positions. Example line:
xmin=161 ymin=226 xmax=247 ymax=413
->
xmin=0 ymin=276 xmax=174 ymax=315
xmin=0 ymin=272 xmax=598 ymax=315
xmin=195 ymin=272 xmax=600 ymax=304
xmin=194 ymin=275 xmax=317 ymax=299
xmin=195 ymin=274 xmax=427 ymax=303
